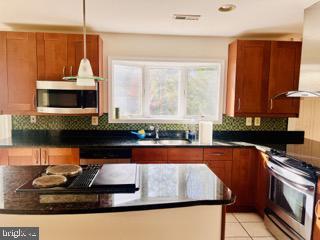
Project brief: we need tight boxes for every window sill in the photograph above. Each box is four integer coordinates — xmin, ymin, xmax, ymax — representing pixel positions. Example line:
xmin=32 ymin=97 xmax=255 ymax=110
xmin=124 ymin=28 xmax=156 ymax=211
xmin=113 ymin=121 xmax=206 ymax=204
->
xmin=108 ymin=117 xmax=222 ymax=124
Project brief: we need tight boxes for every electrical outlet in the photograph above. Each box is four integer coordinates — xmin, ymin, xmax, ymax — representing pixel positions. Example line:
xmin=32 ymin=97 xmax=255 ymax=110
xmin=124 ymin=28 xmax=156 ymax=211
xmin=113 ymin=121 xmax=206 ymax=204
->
xmin=91 ymin=116 xmax=99 ymax=126
xmin=254 ymin=117 xmax=261 ymax=126
xmin=30 ymin=116 xmax=37 ymax=124
xmin=245 ymin=117 xmax=252 ymax=126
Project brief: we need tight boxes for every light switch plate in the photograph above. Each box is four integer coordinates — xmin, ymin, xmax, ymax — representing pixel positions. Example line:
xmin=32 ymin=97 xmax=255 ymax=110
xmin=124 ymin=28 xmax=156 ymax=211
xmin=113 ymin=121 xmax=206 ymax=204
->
xmin=30 ymin=116 xmax=37 ymax=124
xmin=245 ymin=117 xmax=252 ymax=126
xmin=91 ymin=116 xmax=99 ymax=126
xmin=254 ymin=117 xmax=261 ymax=126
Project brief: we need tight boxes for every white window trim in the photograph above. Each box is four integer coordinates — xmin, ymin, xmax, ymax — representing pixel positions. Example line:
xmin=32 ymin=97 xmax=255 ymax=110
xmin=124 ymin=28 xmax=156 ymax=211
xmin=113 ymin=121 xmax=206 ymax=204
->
xmin=108 ymin=57 xmax=225 ymax=124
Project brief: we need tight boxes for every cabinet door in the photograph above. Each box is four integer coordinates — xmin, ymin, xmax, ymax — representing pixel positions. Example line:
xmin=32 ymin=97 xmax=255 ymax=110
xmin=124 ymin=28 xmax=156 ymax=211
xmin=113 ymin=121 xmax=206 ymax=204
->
xmin=41 ymin=148 xmax=80 ymax=165
xmin=37 ymin=33 xmax=68 ymax=80
xmin=204 ymin=148 xmax=233 ymax=161
xmin=0 ymin=32 xmax=37 ymax=114
xmin=206 ymin=160 xmax=232 ymax=188
xmin=231 ymin=148 xmax=258 ymax=211
xmin=235 ymin=40 xmax=270 ymax=115
xmin=268 ymin=41 xmax=301 ymax=116
xmin=167 ymin=148 xmax=203 ymax=163
xmin=0 ymin=149 xmax=8 ymax=165
xmin=7 ymin=148 xmax=40 ymax=166
xmin=255 ymin=151 xmax=269 ymax=218
xmin=67 ymin=34 xmax=102 ymax=77
xmin=132 ymin=148 xmax=167 ymax=163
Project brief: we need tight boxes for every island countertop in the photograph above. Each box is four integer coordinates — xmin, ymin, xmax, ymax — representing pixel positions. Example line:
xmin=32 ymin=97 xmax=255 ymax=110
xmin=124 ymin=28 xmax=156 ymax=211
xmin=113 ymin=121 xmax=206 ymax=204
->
xmin=0 ymin=164 xmax=234 ymax=215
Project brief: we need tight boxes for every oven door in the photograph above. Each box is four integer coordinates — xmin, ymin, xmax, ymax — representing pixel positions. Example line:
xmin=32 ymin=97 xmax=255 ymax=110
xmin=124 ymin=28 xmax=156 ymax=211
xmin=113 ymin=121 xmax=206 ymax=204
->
xmin=36 ymin=81 xmax=98 ymax=114
xmin=267 ymin=160 xmax=315 ymax=240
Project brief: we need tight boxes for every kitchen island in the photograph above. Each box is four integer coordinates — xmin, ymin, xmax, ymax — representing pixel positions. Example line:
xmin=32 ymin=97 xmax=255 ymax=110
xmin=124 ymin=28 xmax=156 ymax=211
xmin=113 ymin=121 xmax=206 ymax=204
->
xmin=0 ymin=164 xmax=234 ymax=240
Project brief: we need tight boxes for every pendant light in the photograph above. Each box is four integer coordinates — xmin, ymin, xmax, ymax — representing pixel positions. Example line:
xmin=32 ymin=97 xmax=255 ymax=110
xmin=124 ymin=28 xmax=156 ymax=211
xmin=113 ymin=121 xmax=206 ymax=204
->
xmin=63 ymin=0 xmax=104 ymax=86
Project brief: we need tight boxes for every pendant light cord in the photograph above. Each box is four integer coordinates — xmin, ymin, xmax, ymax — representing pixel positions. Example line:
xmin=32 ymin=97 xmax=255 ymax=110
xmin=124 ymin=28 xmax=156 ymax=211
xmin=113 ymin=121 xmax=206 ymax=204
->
xmin=83 ymin=0 xmax=87 ymax=59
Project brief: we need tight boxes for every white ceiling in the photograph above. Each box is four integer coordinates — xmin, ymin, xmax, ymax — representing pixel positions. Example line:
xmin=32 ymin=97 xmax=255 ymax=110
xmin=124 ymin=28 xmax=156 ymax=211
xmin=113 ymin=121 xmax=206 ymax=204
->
xmin=0 ymin=0 xmax=318 ymax=36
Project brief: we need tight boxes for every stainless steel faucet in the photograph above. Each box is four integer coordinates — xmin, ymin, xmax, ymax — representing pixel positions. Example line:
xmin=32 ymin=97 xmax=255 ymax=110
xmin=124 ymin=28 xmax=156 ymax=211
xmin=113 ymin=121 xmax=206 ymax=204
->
xmin=150 ymin=125 xmax=160 ymax=139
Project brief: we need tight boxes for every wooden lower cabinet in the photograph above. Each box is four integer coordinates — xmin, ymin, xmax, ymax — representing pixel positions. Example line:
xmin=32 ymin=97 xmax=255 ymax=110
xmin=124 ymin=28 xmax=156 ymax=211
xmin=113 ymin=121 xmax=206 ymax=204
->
xmin=167 ymin=148 xmax=203 ymax=163
xmin=204 ymin=148 xmax=233 ymax=188
xmin=206 ymin=160 xmax=232 ymax=188
xmin=0 ymin=147 xmax=79 ymax=165
xmin=41 ymin=148 xmax=80 ymax=165
xmin=229 ymin=148 xmax=258 ymax=212
xmin=132 ymin=147 xmax=203 ymax=164
xmin=132 ymin=148 xmax=167 ymax=163
xmin=255 ymin=151 xmax=269 ymax=218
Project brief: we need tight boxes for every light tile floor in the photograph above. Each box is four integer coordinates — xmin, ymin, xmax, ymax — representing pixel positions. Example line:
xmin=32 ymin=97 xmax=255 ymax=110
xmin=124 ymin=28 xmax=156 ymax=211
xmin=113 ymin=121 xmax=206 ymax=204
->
xmin=225 ymin=213 xmax=276 ymax=240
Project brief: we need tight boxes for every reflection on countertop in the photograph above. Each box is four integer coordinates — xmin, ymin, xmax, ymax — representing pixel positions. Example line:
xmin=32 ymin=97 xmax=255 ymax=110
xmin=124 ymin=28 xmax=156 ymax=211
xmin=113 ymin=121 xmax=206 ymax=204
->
xmin=0 ymin=164 xmax=234 ymax=215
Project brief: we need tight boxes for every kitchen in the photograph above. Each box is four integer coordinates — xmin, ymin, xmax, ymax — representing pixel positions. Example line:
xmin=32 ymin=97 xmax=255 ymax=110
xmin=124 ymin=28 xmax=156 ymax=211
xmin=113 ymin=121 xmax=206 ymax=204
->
xmin=0 ymin=0 xmax=320 ymax=240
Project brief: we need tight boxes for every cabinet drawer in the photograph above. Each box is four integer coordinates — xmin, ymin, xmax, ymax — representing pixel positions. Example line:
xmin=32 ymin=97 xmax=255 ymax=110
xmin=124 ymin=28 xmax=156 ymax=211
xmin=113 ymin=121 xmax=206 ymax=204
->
xmin=167 ymin=148 xmax=203 ymax=163
xmin=204 ymin=148 xmax=233 ymax=161
xmin=132 ymin=148 xmax=167 ymax=163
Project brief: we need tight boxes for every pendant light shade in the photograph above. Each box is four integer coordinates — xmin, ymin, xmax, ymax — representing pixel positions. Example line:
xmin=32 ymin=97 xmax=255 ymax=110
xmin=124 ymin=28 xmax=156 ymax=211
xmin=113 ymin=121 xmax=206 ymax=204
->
xmin=63 ymin=0 xmax=104 ymax=86
xmin=76 ymin=59 xmax=95 ymax=86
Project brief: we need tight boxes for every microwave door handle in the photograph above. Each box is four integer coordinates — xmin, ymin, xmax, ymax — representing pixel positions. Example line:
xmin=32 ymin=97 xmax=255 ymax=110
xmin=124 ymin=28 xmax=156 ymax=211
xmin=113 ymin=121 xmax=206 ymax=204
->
xmin=268 ymin=166 xmax=315 ymax=193
xmin=80 ymin=90 xmax=84 ymax=108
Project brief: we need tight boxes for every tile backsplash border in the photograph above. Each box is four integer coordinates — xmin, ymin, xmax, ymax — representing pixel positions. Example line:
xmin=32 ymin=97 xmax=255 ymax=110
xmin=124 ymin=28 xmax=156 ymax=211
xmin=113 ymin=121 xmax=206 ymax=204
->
xmin=12 ymin=114 xmax=288 ymax=131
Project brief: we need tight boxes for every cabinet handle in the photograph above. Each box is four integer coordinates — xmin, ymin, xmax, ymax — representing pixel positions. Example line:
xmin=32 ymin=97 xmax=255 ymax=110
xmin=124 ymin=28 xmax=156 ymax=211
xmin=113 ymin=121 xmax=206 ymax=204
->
xmin=62 ymin=66 xmax=66 ymax=77
xmin=45 ymin=150 xmax=48 ymax=165
xmin=32 ymin=94 xmax=37 ymax=109
xmin=69 ymin=66 xmax=73 ymax=76
xmin=208 ymin=153 xmax=225 ymax=156
xmin=35 ymin=150 xmax=39 ymax=165
xmin=270 ymin=99 xmax=274 ymax=110
xmin=316 ymin=200 xmax=320 ymax=220
xmin=238 ymin=98 xmax=241 ymax=111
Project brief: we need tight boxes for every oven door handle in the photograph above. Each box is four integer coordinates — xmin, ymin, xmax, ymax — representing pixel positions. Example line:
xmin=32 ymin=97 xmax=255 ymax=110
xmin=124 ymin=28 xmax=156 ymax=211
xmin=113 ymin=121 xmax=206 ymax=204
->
xmin=269 ymin=166 xmax=315 ymax=193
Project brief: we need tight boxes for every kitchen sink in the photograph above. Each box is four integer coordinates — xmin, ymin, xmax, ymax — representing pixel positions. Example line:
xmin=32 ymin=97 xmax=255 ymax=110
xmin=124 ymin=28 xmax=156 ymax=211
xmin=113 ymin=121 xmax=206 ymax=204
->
xmin=137 ymin=139 xmax=191 ymax=145
xmin=156 ymin=139 xmax=191 ymax=145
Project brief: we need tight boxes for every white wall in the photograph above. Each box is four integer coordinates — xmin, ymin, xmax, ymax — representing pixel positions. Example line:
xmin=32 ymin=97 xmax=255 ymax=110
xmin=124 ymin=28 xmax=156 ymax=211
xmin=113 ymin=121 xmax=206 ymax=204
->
xmin=99 ymin=32 xmax=301 ymax=112
xmin=100 ymin=33 xmax=232 ymax=113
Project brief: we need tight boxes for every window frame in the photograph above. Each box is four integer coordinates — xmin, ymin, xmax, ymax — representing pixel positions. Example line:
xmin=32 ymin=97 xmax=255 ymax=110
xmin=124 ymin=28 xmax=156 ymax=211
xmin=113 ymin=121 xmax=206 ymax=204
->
xmin=108 ymin=57 xmax=225 ymax=124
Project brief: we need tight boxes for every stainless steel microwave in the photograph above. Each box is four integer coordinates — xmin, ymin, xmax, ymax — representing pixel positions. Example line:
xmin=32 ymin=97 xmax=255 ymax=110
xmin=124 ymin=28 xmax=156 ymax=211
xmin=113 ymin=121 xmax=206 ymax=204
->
xmin=36 ymin=81 xmax=98 ymax=114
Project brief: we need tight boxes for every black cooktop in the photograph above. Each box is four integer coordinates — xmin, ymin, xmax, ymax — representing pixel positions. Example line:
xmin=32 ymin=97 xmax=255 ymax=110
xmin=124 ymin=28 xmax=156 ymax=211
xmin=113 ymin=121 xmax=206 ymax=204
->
xmin=16 ymin=164 xmax=140 ymax=194
xmin=267 ymin=149 xmax=319 ymax=180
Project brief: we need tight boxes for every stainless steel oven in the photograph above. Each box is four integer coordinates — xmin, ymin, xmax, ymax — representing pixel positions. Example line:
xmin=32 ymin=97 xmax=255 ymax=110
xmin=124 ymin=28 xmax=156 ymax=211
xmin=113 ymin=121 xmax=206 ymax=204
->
xmin=265 ymin=154 xmax=316 ymax=240
xmin=36 ymin=81 xmax=98 ymax=114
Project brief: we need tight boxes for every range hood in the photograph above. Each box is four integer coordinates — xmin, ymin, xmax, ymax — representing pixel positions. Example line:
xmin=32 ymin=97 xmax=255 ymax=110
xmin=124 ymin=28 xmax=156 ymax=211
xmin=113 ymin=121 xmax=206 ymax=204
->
xmin=278 ymin=1 xmax=320 ymax=98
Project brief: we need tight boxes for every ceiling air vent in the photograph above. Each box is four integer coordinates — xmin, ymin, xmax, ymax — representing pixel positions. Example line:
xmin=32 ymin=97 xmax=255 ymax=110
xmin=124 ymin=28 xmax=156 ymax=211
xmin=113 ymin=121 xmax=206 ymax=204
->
xmin=173 ymin=14 xmax=201 ymax=21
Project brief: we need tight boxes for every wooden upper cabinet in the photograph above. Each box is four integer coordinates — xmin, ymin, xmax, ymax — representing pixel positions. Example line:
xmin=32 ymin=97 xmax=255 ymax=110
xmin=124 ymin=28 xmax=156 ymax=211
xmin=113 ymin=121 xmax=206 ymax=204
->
xmin=268 ymin=41 xmax=301 ymax=116
xmin=40 ymin=148 xmax=80 ymax=165
xmin=226 ymin=40 xmax=270 ymax=116
xmin=67 ymin=34 xmax=102 ymax=77
xmin=226 ymin=40 xmax=301 ymax=117
xmin=0 ymin=32 xmax=37 ymax=114
xmin=37 ymin=33 xmax=103 ymax=80
xmin=37 ymin=33 xmax=68 ymax=80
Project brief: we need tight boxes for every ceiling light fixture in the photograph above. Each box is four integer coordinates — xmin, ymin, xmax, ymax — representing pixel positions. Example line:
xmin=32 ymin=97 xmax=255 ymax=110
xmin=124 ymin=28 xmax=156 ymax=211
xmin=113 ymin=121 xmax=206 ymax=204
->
xmin=218 ymin=4 xmax=236 ymax=12
xmin=63 ymin=0 xmax=104 ymax=86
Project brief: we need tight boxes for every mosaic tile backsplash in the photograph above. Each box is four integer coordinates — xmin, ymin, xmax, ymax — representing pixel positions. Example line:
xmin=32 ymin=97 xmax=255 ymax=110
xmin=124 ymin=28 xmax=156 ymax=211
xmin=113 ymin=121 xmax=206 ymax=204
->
xmin=12 ymin=114 xmax=288 ymax=131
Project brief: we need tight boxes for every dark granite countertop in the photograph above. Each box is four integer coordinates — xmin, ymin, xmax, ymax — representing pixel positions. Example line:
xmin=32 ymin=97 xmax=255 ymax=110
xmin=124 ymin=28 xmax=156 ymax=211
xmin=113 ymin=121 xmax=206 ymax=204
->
xmin=0 ymin=130 xmax=303 ymax=149
xmin=0 ymin=164 xmax=234 ymax=215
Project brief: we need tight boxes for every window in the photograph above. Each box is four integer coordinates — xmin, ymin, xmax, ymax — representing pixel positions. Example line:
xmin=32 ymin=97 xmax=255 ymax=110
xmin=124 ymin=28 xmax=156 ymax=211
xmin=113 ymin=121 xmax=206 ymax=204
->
xmin=109 ymin=58 xmax=224 ymax=123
